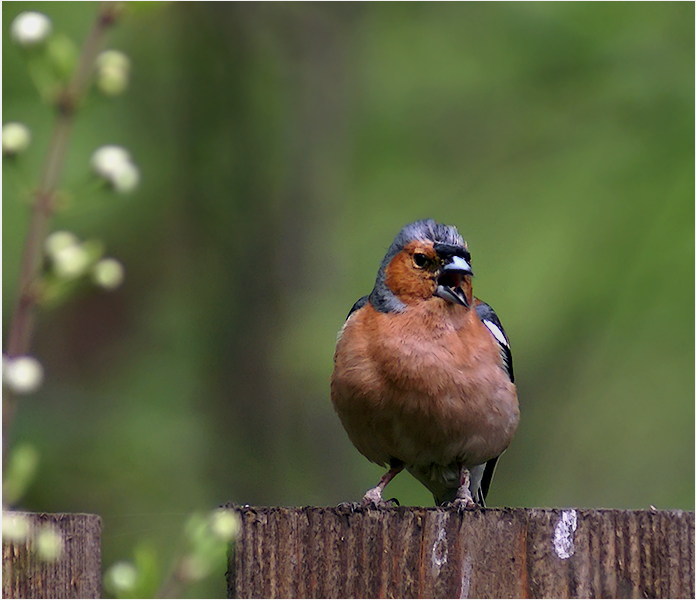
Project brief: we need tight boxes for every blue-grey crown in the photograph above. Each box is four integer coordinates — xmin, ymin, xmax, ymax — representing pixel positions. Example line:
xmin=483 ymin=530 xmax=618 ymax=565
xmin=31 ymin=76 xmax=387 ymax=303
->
xmin=393 ymin=219 xmax=465 ymax=252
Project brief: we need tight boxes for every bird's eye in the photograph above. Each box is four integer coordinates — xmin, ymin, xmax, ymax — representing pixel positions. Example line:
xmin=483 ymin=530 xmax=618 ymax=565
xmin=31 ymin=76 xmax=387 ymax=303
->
xmin=413 ymin=253 xmax=428 ymax=268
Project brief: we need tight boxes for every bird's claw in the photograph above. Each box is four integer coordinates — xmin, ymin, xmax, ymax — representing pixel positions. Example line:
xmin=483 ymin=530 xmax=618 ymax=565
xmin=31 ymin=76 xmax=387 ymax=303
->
xmin=336 ymin=501 xmax=362 ymax=514
xmin=360 ymin=489 xmax=400 ymax=508
xmin=360 ymin=498 xmax=400 ymax=509
xmin=451 ymin=496 xmax=477 ymax=509
xmin=448 ymin=495 xmax=478 ymax=513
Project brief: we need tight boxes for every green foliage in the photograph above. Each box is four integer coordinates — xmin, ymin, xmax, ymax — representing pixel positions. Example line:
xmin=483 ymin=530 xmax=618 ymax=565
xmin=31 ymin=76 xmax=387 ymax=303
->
xmin=104 ymin=543 xmax=160 ymax=599
xmin=17 ymin=23 xmax=78 ymax=102
xmin=103 ymin=509 xmax=239 ymax=599
xmin=2 ymin=443 xmax=40 ymax=506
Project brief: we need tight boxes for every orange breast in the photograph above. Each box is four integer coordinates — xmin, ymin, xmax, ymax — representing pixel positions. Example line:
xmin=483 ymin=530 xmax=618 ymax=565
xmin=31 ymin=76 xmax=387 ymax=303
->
xmin=331 ymin=300 xmax=519 ymax=470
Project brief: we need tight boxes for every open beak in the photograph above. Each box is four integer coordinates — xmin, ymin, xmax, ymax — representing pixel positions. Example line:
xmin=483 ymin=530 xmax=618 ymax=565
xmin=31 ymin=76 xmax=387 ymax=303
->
xmin=434 ymin=256 xmax=473 ymax=307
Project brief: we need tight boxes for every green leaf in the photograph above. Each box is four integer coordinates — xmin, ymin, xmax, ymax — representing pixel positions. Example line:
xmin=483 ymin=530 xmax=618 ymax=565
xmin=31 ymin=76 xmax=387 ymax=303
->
xmin=2 ymin=443 xmax=40 ymax=506
xmin=46 ymin=33 xmax=78 ymax=80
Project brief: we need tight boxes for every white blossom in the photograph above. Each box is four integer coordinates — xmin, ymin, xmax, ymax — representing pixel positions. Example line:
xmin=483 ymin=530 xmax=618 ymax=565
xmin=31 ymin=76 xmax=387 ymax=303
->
xmin=52 ymin=243 xmax=90 ymax=279
xmin=105 ymin=562 xmax=138 ymax=592
xmin=2 ymin=512 xmax=31 ymax=542
xmin=36 ymin=526 xmax=63 ymax=562
xmin=210 ymin=508 xmax=240 ymax=542
xmin=111 ymin=161 xmax=140 ymax=193
xmin=91 ymin=145 xmax=132 ymax=178
xmin=3 ymin=355 xmax=44 ymax=395
xmin=44 ymin=231 xmax=79 ymax=258
xmin=96 ymin=50 xmax=131 ymax=96
xmin=10 ymin=12 xmax=52 ymax=47
xmin=92 ymin=258 xmax=125 ymax=290
xmin=2 ymin=122 xmax=31 ymax=155
xmin=91 ymin=145 xmax=140 ymax=193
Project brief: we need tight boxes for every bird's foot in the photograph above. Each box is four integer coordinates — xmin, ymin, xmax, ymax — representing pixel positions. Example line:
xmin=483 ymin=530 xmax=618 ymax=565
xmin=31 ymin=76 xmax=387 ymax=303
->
xmin=451 ymin=495 xmax=477 ymax=509
xmin=362 ymin=486 xmax=383 ymax=505
xmin=361 ymin=497 xmax=400 ymax=508
xmin=450 ymin=479 xmax=476 ymax=509
xmin=446 ymin=466 xmax=477 ymax=509
xmin=360 ymin=487 xmax=399 ymax=508
xmin=336 ymin=501 xmax=361 ymax=514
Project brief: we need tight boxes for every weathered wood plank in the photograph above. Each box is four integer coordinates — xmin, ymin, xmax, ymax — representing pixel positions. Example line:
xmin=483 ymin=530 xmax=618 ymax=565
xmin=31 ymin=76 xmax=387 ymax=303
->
xmin=2 ymin=512 xmax=101 ymax=599
xmin=226 ymin=505 xmax=694 ymax=599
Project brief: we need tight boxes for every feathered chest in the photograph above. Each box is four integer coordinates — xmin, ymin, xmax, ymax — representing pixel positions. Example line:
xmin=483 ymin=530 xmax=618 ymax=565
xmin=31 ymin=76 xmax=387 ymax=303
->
xmin=362 ymin=303 xmax=504 ymax=393
xmin=332 ymin=299 xmax=518 ymax=468
xmin=335 ymin=304 xmax=509 ymax=421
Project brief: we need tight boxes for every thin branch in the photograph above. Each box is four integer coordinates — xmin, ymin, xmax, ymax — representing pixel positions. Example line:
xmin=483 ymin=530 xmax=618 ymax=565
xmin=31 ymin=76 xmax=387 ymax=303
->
xmin=3 ymin=1 xmax=120 ymax=453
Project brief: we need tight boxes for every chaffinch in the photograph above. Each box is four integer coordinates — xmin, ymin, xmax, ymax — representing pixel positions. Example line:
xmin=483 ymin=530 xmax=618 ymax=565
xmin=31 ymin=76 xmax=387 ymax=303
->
xmin=331 ymin=219 xmax=519 ymax=507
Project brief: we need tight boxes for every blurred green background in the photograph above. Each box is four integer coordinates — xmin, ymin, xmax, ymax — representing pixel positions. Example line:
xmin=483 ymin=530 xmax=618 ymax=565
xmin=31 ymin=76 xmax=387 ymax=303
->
xmin=3 ymin=2 xmax=694 ymax=597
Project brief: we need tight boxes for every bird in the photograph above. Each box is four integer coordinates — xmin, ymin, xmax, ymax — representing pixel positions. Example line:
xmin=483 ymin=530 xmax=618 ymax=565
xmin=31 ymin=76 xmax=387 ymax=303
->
xmin=330 ymin=219 xmax=519 ymax=507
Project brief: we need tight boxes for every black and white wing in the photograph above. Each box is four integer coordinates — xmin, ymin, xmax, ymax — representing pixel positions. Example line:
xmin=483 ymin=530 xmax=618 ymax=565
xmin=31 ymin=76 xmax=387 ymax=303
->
xmin=475 ymin=301 xmax=514 ymax=383
xmin=473 ymin=301 xmax=515 ymax=505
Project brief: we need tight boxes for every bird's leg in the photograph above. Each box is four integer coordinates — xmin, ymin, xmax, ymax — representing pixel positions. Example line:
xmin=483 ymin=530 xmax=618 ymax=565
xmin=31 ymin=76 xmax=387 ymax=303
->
xmin=362 ymin=463 xmax=403 ymax=506
xmin=452 ymin=465 xmax=476 ymax=507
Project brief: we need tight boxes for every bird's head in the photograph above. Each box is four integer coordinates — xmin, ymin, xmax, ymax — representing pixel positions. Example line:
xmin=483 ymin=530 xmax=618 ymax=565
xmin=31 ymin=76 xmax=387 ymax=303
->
xmin=370 ymin=219 xmax=474 ymax=313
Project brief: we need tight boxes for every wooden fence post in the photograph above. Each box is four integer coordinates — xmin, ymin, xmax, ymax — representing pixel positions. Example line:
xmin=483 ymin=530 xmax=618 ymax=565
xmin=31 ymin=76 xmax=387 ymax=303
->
xmin=226 ymin=505 xmax=694 ymax=599
xmin=2 ymin=512 xmax=101 ymax=599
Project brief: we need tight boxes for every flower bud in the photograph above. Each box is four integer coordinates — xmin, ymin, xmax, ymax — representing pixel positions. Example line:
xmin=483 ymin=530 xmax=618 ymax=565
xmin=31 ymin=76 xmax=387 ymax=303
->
xmin=104 ymin=561 xmax=138 ymax=593
xmin=52 ymin=243 xmax=90 ymax=279
xmin=210 ymin=509 xmax=240 ymax=542
xmin=111 ymin=161 xmax=140 ymax=193
xmin=96 ymin=50 xmax=131 ymax=96
xmin=91 ymin=145 xmax=131 ymax=178
xmin=10 ymin=11 xmax=52 ymax=47
xmin=2 ymin=122 xmax=31 ymax=156
xmin=36 ymin=526 xmax=63 ymax=561
xmin=91 ymin=145 xmax=140 ymax=193
xmin=44 ymin=230 xmax=79 ymax=258
xmin=2 ymin=512 xmax=31 ymax=542
xmin=92 ymin=258 xmax=125 ymax=290
xmin=3 ymin=355 xmax=44 ymax=395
